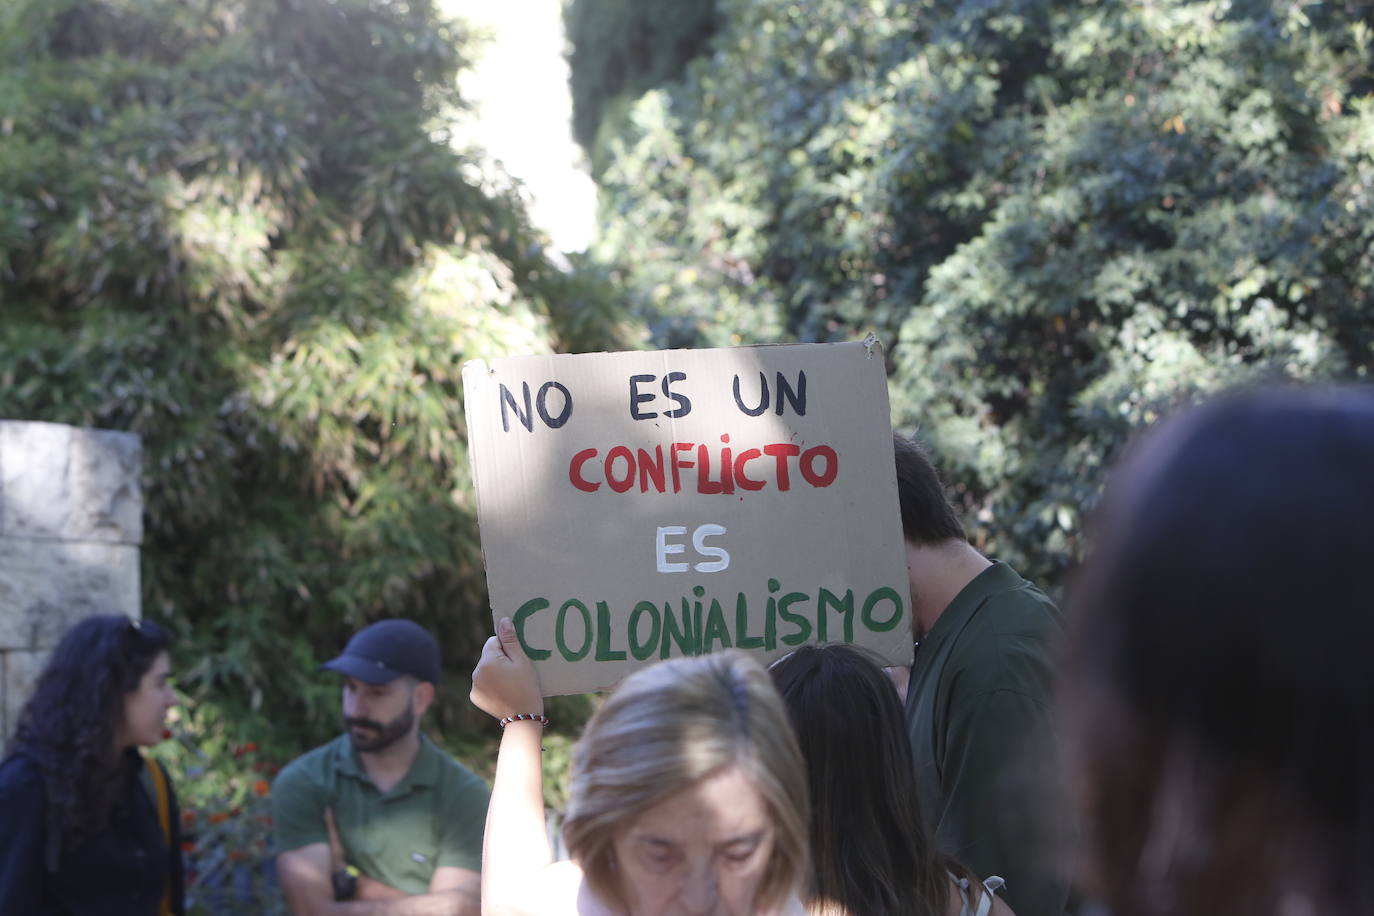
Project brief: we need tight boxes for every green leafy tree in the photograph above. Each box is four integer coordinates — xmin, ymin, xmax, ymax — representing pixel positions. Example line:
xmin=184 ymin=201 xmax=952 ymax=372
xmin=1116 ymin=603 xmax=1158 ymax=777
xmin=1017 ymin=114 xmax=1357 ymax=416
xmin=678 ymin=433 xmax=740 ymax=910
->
xmin=582 ymin=0 xmax=1374 ymax=586
xmin=565 ymin=0 xmax=719 ymax=167
xmin=0 ymin=0 xmax=625 ymax=761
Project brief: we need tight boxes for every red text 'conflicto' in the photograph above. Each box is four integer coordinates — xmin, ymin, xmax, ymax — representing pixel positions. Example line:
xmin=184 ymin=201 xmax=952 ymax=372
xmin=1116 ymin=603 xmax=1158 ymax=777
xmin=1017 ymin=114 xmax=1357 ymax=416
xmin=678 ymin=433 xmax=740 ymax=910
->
xmin=568 ymin=435 xmax=839 ymax=495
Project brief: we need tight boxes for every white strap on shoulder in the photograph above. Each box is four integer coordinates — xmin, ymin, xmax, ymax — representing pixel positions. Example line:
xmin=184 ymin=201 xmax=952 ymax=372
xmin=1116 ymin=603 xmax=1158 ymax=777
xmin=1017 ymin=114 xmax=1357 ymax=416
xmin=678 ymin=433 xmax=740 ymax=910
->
xmin=974 ymin=876 xmax=1006 ymax=916
xmin=950 ymin=873 xmax=973 ymax=914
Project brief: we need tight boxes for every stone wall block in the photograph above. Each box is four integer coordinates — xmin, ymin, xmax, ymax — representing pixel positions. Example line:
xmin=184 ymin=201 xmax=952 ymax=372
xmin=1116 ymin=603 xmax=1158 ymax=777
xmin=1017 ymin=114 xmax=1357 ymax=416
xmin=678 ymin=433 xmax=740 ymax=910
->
xmin=0 ymin=420 xmax=143 ymax=544
xmin=2 ymin=648 xmax=48 ymax=748
xmin=0 ymin=538 xmax=141 ymax=650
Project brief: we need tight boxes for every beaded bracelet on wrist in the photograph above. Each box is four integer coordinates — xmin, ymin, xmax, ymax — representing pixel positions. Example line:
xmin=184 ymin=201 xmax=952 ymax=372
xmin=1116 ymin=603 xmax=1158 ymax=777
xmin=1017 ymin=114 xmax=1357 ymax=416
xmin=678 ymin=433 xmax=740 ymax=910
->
xmin=499 ymin=713 xmax=549 ymax=728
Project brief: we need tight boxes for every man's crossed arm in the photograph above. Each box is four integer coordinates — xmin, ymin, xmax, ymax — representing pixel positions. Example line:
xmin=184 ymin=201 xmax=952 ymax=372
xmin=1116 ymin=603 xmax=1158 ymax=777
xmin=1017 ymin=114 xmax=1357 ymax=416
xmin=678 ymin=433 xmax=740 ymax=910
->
xmin=276 ymin=808 xmax=480 ymax=916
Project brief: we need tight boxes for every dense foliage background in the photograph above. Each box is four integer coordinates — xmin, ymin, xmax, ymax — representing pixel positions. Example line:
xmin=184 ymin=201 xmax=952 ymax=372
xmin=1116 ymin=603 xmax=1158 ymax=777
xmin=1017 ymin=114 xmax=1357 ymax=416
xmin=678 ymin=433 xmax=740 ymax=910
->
xmin=0 ymin=0 xmax=622 ymax=763
xmin=564 ymin=0 xmax=718 ymax=166
xmin=574 ymin=0 xmax=1374 ymax=583
xmin=4 ymin=0 xmax=1374 ymax=904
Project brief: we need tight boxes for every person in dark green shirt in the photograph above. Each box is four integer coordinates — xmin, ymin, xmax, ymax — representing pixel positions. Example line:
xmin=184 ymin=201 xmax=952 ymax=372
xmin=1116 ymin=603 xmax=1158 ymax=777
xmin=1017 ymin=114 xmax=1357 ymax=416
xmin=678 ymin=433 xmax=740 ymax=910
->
xmin=272 ymin=619 xmax=488 ymax=915
xmin=892 ymin=434 xmax=1075 ymax=916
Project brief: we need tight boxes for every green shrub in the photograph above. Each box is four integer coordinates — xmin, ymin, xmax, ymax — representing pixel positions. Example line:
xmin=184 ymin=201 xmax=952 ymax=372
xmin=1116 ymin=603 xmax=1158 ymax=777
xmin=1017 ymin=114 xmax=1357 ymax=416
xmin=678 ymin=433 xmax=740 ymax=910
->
xmin=157 ymin=715 xmax=282 ymax=915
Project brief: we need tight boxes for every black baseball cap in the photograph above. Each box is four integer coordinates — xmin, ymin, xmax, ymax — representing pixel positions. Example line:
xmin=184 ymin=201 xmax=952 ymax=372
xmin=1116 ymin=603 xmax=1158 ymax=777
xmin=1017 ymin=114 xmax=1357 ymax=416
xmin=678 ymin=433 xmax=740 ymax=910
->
xmin=321 ymin=619 xmax=442 ymax=685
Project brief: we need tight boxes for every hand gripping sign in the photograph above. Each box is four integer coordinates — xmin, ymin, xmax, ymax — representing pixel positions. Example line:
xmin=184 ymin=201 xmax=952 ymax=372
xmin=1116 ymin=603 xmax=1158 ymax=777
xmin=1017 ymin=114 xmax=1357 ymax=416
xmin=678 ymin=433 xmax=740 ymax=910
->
xmin=462 ymin=339 xmax=913 ymax=695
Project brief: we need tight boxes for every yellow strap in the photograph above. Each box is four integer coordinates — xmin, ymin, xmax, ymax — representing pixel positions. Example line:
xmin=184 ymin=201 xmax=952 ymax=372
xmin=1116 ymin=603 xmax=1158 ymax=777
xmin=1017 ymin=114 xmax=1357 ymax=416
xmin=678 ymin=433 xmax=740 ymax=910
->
xmin=143 ymin=754 xmax=174 ymax=916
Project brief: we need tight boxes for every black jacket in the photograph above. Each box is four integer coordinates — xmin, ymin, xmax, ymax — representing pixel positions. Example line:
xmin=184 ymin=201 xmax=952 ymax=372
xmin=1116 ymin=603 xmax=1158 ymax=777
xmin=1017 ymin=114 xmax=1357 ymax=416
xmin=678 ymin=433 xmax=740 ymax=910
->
xmin=0 ymin=748 xmax=185 ymax=915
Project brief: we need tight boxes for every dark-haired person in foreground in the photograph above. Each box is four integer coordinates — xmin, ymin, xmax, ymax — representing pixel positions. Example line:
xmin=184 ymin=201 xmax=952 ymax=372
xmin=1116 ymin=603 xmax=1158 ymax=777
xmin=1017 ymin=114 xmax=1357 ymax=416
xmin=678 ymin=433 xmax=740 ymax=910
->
xmin=272 ymin=619 xmax=488 ymax=915
xmin=1063 ymin=386 xmax=1374 ymax=916
xmin=0 ymin=614 xmax=183 ymax=915
xmin=771 ymin=643 xmax=1013 ymax=916
xmin=892 ymin=435 xmax=1074 ymax=916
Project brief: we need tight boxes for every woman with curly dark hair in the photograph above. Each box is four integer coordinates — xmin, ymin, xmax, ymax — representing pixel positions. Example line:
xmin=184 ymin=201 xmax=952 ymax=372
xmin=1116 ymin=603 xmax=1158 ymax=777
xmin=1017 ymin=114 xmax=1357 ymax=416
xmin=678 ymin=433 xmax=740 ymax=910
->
xmin=0 ymin=613 xmax=184 ymax=915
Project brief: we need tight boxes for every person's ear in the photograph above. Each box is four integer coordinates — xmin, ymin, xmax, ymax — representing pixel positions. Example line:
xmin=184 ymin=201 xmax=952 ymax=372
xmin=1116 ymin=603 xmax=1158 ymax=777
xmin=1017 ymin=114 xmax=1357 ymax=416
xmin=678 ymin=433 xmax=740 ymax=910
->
xmin=413 ymin=680 xmax=436 ymax=716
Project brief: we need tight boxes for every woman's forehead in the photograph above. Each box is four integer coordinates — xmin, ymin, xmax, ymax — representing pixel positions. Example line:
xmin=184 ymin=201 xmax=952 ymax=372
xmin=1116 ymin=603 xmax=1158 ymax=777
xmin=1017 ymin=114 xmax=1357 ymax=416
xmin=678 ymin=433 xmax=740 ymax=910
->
xmin=623 ymin=767 xmax=771 ymax=839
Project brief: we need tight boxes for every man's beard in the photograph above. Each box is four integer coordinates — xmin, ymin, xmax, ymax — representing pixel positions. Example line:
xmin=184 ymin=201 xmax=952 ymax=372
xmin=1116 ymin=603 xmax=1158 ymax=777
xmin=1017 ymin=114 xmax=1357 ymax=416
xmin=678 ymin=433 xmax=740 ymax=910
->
xmin=344 ymin=701 xmax=415 ymax=753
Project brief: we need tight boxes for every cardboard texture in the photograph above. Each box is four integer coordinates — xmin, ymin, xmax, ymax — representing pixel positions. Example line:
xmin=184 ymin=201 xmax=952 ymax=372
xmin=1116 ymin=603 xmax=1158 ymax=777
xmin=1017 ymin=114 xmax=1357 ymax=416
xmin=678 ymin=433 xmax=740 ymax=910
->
xmin=462 ymin=340 xmax=912 ymax=695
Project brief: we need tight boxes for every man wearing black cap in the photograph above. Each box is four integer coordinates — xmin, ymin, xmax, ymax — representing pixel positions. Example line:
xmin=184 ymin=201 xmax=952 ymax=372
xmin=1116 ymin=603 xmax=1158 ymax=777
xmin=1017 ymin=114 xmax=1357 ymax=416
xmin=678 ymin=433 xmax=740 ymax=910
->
xmin=272 ymin=619 xmax=489 ymax=915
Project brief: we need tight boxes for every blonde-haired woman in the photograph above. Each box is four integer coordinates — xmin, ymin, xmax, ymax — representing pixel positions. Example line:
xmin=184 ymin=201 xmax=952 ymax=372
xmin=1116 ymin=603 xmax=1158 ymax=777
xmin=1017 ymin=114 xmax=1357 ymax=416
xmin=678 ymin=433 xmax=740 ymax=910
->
xmin=472 ymin=617 xmax=809 ymax=916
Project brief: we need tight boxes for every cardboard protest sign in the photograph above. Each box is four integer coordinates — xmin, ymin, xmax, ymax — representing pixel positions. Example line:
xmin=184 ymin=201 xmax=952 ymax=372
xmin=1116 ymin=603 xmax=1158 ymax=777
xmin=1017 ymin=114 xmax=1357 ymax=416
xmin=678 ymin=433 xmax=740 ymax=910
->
xmin=462 ymin=339 xmax=912 ymax=695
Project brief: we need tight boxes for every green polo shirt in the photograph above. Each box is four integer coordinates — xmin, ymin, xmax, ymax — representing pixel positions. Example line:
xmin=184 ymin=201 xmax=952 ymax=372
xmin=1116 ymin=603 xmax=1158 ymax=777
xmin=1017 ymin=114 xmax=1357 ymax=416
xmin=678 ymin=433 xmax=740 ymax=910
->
xmin=904 ymin=561 xmax=1073 ymax=916
xmin=271 ymin=733 xmax=490 ymax=894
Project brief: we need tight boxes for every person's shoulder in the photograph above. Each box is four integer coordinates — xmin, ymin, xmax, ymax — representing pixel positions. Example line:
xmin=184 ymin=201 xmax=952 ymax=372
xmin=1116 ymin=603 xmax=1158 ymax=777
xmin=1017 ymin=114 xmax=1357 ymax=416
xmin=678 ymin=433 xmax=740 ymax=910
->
xmin=943 ymin=566 xmax=1062 ymax=696
xmin=944 ymin=872 xmax=1015 ymax=916
xmin=492 ymin=860 xmax=604 ymax=916
xmin=272 ymin=735 xmax=346 ymax=793
xmin=0 ymin=753 xmax=48 ymax=823
xmin=0 ymin=752 xmax=44 ymax=794
xmin=987 ymin=894 xmax=1015 ymax=916
xmin=960 ymin=564 xmax=1062 ymax=644
xmin=429 ymin=744 xmax=491 ymax=796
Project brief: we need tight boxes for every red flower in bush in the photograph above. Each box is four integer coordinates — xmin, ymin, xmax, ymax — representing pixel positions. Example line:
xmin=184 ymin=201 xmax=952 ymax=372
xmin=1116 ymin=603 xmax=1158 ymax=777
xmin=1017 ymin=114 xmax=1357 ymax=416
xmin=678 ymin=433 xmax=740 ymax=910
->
xmin=254 ymin=779 xmax=270 ymax=797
